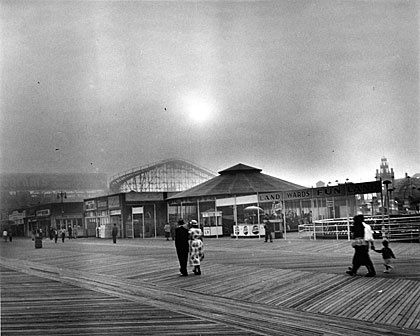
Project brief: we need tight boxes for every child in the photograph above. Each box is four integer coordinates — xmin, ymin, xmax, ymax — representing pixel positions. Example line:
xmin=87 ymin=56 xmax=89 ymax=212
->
xmin=373 ymin=240 xmax=396 ymax=273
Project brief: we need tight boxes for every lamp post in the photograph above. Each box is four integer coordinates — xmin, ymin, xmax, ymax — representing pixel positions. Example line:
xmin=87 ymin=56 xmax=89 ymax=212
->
xmin=57 ymin=192 xmax=67 ymax=231
xmin=57 ymin=192 xmax=67 ymax=215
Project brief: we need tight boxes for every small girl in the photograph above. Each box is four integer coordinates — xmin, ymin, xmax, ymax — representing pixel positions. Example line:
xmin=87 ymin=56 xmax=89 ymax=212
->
xmin=373 ymin=240 xmax=396 ymax=273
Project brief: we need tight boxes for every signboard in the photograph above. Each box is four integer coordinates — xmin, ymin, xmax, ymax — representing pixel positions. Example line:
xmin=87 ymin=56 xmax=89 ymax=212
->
xmin=216 ymin=195 xmax=258 ymax=207
xmin=132 ymin=207 xmax=144 ymax=214
xmin=36 ymin=209 xmax=50 ymax=217
xmin=9 ymin=210 xmax=26 ymax=221
xmin=283 ymin=188 xmax=313 ymax=201
xmin=85 ymin=200 xmax=96 ymax=210
xmin=126 ymin=192 xmax=164 ymax=202
xmin=233 ymin=224 xmax=266 ymax=237
xmin=108 ymin=195 xmax=120 ymax=209
xmin=259 ymin=181 xmax=382 ymax=202
xmin=202 ymin=211 xmax=222 ymax=217
xmin=110 ymin=210 xmax=122 ymax=216
xmin=345 ymin=181 xmax=382 ymax=196
xmin=97 ymin=199 xmax=108 ymax=209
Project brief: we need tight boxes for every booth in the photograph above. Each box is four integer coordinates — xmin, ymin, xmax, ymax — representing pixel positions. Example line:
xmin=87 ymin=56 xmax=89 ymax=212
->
xmin=201 ymin=210 xmax=223 ymax=237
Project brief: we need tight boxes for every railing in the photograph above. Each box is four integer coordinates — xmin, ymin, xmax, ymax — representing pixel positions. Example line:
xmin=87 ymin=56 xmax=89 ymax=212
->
xmin=299 ymin=215 xmax=420 ymax=242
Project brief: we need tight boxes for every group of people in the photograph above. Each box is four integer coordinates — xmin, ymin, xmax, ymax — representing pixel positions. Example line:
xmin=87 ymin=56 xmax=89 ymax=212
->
xmin=174 ymin=219 xmax=204 ymax=276
xmin=31 ymin=227 xmax=74 ymax=244
xmin=347 ymin=214 xmax=396 ymax=276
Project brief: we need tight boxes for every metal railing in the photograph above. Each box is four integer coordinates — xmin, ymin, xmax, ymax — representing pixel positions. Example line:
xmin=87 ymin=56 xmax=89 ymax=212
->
xmin=299 ymin=215 xmax=420 ymax=242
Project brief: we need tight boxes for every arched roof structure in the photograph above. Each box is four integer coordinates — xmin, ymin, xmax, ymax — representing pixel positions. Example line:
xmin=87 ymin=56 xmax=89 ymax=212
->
xmin=109 ymin=159 xmax=217 ymax=193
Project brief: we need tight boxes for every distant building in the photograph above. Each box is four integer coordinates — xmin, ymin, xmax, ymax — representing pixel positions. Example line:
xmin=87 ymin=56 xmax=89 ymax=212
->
xmin=375 ymin=157 xmax=395 ymax=185
xmin=0 ymin=173 xmax=108 ymax=212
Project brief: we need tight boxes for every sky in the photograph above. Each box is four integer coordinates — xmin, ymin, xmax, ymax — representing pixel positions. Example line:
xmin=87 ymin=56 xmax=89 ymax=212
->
xmin=1 ymin=0 xmax=419 ymax=188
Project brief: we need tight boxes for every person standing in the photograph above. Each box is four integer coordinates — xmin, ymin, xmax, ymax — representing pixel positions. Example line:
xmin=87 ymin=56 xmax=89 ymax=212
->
xmin=189 ymin=220 xmax=204 ymax=275
xmin=68 ymin=226 xmax=72 ymax=240
xmin=346 ymin=215 xmax=376 ymax=277
xmin=3 ymin=229 xmax=8 ymax=242
xmin=54 ymin=228 xmax=58 ymax=243
xmin=170 ymin=222 xmax=175 ymax=240
xmin=264 ymin=218 xmax=273 ymax=243
xmin=61 ymin=227 xmax=66 ymax=243
xmin=175 ymin=219 xmax=190 ymax=276
xmin=112 ymin=224 xmax=118 ymax=244
xmin=164 ymin=223 xmax=171 ymax=241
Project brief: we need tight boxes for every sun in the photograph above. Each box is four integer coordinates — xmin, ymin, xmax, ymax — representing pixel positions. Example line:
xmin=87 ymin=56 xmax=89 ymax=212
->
xmin=184 ymin=93 xmax=213 ymax=123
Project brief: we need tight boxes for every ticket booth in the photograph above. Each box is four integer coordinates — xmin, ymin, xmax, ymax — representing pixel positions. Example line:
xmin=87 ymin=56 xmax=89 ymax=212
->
xmin=201 ymin=210 xmax=223 ymax=237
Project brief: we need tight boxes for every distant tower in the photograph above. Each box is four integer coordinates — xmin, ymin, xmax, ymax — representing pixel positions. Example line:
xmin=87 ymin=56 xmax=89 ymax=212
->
xmin=375 ymin=157 xmax=395 ymax=184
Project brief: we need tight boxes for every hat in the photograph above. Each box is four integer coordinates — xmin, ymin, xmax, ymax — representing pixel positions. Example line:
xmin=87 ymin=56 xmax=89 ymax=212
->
xmin=191 ymin=220 xmax=198 ymax=226
xmin=177 ymin=218 xmax=185 ymax=225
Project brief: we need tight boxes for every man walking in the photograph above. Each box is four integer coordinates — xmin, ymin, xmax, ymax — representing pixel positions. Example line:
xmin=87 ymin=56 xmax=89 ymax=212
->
xmin=112 ymin=224 xmax=118 ymax=244
xmin=175 ymin=219 xmax=190 ymax=276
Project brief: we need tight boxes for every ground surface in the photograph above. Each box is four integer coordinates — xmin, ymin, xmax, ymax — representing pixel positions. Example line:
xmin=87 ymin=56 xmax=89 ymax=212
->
xmin=1 ymin=234 xmax=419 ymax=335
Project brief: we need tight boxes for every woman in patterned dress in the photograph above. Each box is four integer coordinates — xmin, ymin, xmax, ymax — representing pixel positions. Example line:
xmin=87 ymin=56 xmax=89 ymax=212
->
xmin=189 ymin=220 xmax=204 ymax=275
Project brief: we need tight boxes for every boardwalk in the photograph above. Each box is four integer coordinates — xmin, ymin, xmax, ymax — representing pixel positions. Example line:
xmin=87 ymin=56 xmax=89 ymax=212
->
xmin=1 ymin=235 xmax=419 ymax=335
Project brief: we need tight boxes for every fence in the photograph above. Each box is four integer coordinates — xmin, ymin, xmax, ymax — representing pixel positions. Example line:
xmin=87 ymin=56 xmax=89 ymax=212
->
xmin=299 ymin=215 xmax=420 ymax=242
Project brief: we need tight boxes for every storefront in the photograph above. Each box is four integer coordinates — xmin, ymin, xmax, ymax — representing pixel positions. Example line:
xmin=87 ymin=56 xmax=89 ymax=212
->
xmin=14 ymin=202 xmax=84 ymax=238
xmin=168 ymin=168 xmax=382 ymax=239
xmin=84 ymin=192 xmax=168 ymax=238
xmin=167 ymin=164 xmax=305 ymax=237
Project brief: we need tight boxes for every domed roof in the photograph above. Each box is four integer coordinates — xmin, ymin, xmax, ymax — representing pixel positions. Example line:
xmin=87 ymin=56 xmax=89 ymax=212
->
xmin=393 ymin=174 xmax=420 ymax=204
xmin=168 ymin=163 xmax=305 ymax=200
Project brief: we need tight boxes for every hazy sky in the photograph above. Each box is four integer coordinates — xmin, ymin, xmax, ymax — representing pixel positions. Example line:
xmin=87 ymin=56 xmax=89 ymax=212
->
xmin=1 ymin=0 xmax=419 ymax=187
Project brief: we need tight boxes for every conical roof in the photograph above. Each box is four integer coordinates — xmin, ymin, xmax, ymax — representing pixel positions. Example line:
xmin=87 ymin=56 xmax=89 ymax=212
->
xmin=168 ymin=163 xmax=305 ymax=200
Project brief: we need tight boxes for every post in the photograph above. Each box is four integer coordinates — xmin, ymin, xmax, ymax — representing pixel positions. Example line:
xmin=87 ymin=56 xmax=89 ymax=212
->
xmin=142 ymin=212 xmax=145 ymax=239
xmin=282 ymin=200 xmax=287 ymax=240
xmin=131 ymin=208 xmax=134 ymax=239
xmin=153 ymin=204 xmax=157 ymax=238
xmin=233 ymin=196 xmax=238 ymax=240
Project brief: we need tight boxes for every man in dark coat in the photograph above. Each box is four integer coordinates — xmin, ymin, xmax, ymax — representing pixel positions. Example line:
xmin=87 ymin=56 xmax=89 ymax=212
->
xmin=264 ymin=218 xmax=273 ymax=243
xmin=175 ymin=219 xmax=190 ymax=276
xmin=112 ymin=224 xmax=118 ymax=244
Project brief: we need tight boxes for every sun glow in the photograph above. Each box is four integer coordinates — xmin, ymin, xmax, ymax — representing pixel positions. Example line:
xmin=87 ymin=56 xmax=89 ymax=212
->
xmin=183 ymin=93 xmax=214 ymax=124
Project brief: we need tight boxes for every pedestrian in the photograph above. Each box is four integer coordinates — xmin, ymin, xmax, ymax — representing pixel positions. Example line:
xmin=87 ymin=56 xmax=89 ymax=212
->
xmin=264 ymin=218 xmax=273 ymax=242
xmin=170 ymin=222 xmax=175 ymax=240
xmin=346 ymin=215 xmax=376 ymax=277
xmin=61 ymin=227 xmax=66 ymax=243
xmin=189 ymin=220 xmax=203 ymax=241
xmin=112 ymin=223 xmax=118 ymax=244
xmin=3 ymin=229 xmax=8 ymax=242
xmin=175 ymin=219 xmax=190 ymax=276
xmin=68 ymin=226 xmax=72 ymax=239
xmin=73 ymin=226 xmax=78 ymax=239
xmin=164 ymin=223 xmax=171 ymax=241
xmin=189 ymin=220 xmax=204 ymax=275
xmin=54 ymin=228 xmax=58 ymax=243
xmin=373 ymin=240 xmax=396 ymax=273
xmin=8 ymin=230 xmax=12 ymax=242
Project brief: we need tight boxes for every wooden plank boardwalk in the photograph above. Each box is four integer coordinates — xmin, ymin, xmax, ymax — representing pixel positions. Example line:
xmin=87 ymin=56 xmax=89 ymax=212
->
xmin=1 ymin=235 xmax=419 ymax=335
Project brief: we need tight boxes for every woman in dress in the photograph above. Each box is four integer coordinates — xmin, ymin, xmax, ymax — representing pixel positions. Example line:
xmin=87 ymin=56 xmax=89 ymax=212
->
xmin=189 ymin=220 xmax=204 ymax=275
